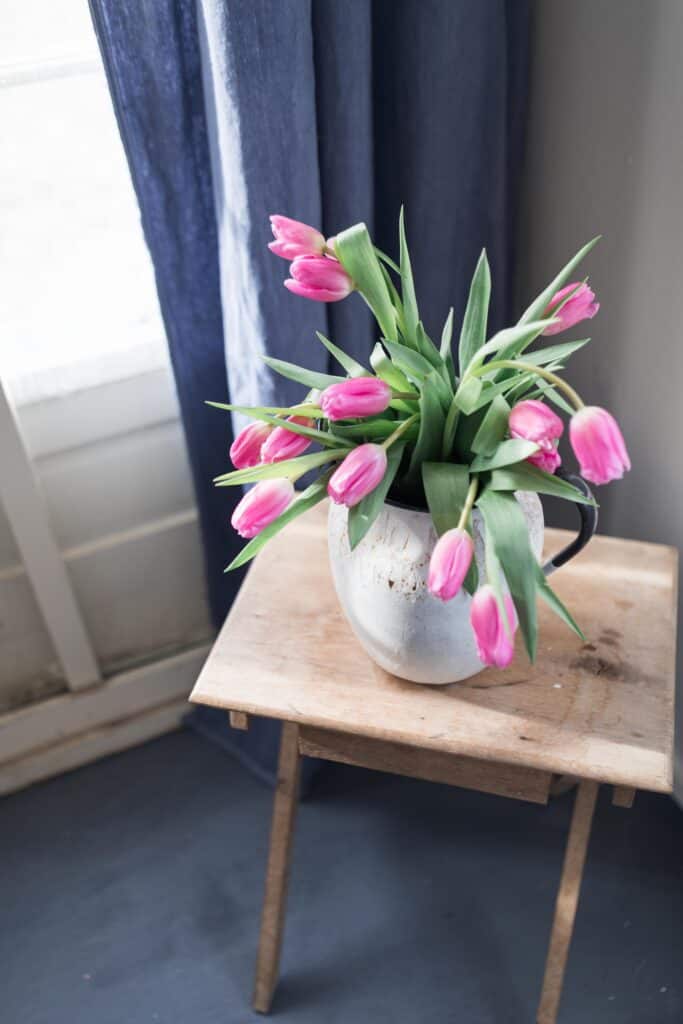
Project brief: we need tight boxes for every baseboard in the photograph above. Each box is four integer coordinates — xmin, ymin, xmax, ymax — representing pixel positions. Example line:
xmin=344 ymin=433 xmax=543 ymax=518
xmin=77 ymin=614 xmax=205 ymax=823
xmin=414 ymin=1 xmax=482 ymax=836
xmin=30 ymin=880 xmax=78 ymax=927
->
xmin=0 ymin=644 xmax=210 ymax=796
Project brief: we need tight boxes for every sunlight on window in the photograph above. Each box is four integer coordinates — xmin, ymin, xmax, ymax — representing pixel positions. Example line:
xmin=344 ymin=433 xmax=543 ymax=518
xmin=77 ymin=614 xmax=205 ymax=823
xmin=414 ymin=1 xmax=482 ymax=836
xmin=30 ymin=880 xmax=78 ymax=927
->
xmin=0 ymin=0 xmax=168 ymax=405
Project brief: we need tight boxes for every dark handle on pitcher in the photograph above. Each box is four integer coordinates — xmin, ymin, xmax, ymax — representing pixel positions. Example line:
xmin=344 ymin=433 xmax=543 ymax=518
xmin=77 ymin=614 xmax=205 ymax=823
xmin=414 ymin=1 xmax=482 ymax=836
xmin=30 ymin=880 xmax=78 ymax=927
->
xmin=542 ymin=470 xmax=598 ymax=577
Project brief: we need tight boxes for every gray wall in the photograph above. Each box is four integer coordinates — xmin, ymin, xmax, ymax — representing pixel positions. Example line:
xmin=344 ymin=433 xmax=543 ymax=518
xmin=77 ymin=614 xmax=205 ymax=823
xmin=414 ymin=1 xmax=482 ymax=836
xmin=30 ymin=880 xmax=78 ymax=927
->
xmin=518 ymin=0 xmax=683 ymax=790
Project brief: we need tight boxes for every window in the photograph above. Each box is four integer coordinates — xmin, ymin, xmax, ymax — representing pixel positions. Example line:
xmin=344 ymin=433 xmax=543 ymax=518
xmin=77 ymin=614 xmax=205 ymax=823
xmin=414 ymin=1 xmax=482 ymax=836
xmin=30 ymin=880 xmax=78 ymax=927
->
xmin=1 ymin=0 xmax=168 ymax=406
xmin=0 ymin=1 xmax=212 ymax=774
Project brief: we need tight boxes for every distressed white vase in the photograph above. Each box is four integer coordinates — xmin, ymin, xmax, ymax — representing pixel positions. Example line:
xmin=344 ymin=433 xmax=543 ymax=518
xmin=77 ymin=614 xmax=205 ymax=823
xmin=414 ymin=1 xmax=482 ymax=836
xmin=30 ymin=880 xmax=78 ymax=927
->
xmin=328 ymin=492 xmax=544 ymax=685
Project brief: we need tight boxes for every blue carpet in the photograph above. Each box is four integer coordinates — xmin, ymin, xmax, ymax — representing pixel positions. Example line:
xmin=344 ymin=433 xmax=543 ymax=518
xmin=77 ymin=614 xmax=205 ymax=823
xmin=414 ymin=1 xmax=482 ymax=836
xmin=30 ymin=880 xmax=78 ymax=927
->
xmin=1 ymin=730 xmax=680 ymax=1023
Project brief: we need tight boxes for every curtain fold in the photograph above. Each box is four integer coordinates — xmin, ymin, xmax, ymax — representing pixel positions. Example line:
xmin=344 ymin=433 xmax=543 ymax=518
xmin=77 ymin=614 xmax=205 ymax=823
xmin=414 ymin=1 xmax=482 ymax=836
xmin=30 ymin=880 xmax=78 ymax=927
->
xmin=90 ymin=0 xmax=529 ymax=784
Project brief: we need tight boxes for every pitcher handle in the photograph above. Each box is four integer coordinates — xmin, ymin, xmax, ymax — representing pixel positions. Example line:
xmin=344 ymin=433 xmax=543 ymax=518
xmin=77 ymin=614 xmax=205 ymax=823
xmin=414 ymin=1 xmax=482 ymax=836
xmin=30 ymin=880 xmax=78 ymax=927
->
xmin=542 ymin=470 xmax=598 ymax=577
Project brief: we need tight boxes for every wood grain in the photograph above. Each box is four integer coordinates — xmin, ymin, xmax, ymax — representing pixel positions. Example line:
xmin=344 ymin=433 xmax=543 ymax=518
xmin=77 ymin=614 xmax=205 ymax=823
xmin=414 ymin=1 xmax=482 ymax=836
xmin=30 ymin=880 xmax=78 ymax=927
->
xmin=537 ymin=780 xmax=599 ymax=1024
xmin=612 ymin=785 xmax=636 ymax=808
xmin=253 ymin=722 xmax=301 ymax=1014
xmin=298 ymin=726 xmax=551 ymax=804
xmin=191 ymin=503 xmax=677 ymax=793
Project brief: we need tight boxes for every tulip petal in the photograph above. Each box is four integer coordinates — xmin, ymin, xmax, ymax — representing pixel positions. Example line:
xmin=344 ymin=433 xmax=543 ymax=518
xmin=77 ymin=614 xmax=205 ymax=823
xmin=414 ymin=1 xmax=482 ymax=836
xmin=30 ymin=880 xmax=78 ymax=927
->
xmin=569 ymin=406 xmax=630 ymax=485
xmin=229 ymin=421 xmax=273 ymax=469
xmin=427 ymin=528 xmax=474 ymax=602
xmin=320 ymin=378 xmax=392 ymax=421
xmin=231 ymin=479 xmax=295 ymax=538
xmin=327 ymin=444 xmax=387 ymax=507
xmin=542 ymin=282 xmax=600 ymax=336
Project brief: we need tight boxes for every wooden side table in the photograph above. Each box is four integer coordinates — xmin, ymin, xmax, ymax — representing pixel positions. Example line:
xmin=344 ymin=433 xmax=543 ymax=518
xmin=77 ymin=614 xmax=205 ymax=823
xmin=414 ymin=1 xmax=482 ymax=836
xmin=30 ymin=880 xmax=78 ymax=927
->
xmin=190 ymin=504 xmax=677 ymax=1023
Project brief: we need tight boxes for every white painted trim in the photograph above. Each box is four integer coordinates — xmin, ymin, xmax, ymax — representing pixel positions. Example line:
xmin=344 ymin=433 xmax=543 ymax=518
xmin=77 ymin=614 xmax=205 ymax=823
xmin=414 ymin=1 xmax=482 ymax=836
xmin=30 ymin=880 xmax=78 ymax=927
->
xmin=63 ymin=508 xmax=199 ymax=563
xmin=0 ymin=701 xmax=189 ymax=796
xmin=17 ymin=366 xmax=181 ymax=461
xmin=0 ymin=56 xmax=100 ymax=89
xmin=0 ymin=508 xmax=199 ymax=583
xmin=0 ymin=507 xmax=211 ymax=707
xmin=0 ymin=380 xmax=100 ymax=690
xmin=0 ymin=643 xmax=210 ymax=765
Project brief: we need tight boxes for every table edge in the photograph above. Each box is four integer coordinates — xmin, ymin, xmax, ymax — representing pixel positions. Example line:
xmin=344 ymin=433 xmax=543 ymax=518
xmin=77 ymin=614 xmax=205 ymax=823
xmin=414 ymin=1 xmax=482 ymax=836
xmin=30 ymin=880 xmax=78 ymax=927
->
xmin=188 ymin=688 xmax=673 ymax=795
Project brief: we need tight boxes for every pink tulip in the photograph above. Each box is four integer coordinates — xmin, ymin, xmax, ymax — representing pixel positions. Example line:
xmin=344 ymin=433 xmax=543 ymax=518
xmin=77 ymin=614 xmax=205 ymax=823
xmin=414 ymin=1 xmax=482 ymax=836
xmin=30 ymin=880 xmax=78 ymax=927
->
xmin=470 ymin=586 xmax=518 ymax=668
xmin=231 ymin=478 xmax=295 ymax=538
xmin=320 ymin=378 xmax=392 ymax=421
xmin=268 ymin=215 xmax=325 ymax=260
xmin=427 ymin=529 xmax=474 ymax=602
xmin=509 ymin=399 xmax=564 ymax=474
xmin=542 ymin=282 xmax=600 ymax=336
xmin=284 ymin=255 xmax=353 ymax=302
xmin=261 ymin=416 xmax=313 ymax=463
xmin=229 ymin=421 xmax=273 ymax=469
xmin=327 ymin=443 xmax=387 ymax=507
xmin=569 ymin=406 xmax=631 ymax=485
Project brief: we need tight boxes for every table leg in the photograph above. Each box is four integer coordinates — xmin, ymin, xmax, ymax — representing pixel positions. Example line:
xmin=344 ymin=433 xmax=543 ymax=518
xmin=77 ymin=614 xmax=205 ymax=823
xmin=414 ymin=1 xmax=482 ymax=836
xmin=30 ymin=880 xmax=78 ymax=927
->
xmin=253 ymin=722 xmax=301 ymax=1014
xmin=537 ymin=779 xmax=599 ymax=1024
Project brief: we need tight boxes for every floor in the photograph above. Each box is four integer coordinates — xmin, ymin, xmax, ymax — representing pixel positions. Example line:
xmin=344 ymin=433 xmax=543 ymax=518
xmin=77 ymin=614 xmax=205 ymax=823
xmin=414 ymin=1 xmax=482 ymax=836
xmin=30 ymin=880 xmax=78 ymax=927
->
xmin=2 ymin=731 xmax=681 ymax=1024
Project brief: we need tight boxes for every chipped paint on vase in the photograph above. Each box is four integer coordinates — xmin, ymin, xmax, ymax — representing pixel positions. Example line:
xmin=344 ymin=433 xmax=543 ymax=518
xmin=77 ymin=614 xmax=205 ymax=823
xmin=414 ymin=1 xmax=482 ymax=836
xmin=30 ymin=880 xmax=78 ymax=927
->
xmin=328 ymin=492 xmax=544 ymax=685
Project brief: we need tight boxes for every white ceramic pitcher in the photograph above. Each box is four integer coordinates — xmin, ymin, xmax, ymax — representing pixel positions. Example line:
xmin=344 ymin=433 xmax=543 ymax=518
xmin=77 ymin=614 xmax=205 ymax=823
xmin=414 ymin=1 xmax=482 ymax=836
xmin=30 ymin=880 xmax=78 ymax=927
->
xmin=328 ymin=478 xmax=596 ymax=685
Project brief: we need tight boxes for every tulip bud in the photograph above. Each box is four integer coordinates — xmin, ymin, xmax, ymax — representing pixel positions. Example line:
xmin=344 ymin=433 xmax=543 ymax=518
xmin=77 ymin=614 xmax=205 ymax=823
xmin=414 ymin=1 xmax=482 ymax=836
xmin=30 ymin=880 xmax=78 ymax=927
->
xmin=427 ymin=528 xmax=474 ymax=602
xmin=542 ymin=282 xmax=600 ymax=336
xmin=284 ymin=255 xmax=353 ymax=303
xmin=509 ymin=399 xmax=564 ymax=474
xmin=231 ymin=479 xmax=295 ymax=538
xmin=229 ymin=421 xmax=273 ymax=469
xmin=260 ymin=416 xmax=313 ymax=463
xmin=470 ymin=585 xmax=518 ymax=668
xmin=327 ymin=443 xmax=387 ymax=508
xmin=569 ymin=406 xmax=631 ymax=485
xmin=320 ymin=378 xmax=392 ymax=421
xmin=268 ymin=215 xmax=325 ymax=260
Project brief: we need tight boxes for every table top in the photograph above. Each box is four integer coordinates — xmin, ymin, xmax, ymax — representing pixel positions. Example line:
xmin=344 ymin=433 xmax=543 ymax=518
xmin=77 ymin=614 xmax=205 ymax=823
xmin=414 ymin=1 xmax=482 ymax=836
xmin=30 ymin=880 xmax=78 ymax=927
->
xmin=191 ymin=503 xmax=677 ymax=793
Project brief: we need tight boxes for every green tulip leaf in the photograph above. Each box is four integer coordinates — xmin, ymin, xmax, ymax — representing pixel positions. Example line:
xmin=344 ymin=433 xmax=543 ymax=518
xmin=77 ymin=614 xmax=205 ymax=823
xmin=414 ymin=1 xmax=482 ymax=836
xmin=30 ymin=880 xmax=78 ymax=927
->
xmin=422 ymin=462 xmax=469 ymax=536
xmin=415 ymin=320 xmax=445 ymax=373
xmin=535 ymin=563 xmax=585 ymax=641
xmin=467 ymin=321 xmax=554 ymax=375
xmin=335 ymin=222 xmax=397 ymax=342
xmin=369 ymin=342 xmax=412 ymax=392
xmin=470 ymin=395 xmax=511 ymax=456
xmin=439 ymin=307 xmax=455 ymax=361
xmin=470 ymin=439 xmax=539 ymax=473
xmin=209 ymin=407 xmax=351 ymax=452
xmin=263 ymin=355 xmax=344 ymax=391
xmin=458 ymin=248 xmax=491 ymax=375
xmin=423 ymin=461 xmax=477 ymax=593
xmin=487 ymin=462 xmax=597 ymax=505
xmin=407 ymin=371 xmax=446 ymax=481
xmin=522 ymin=338 xmax=589 ymax=367
xmin=382 ymin=339 xmax=452 ymax=410
xmin=454 ymin=376 xmax=483 ymax=415
xmin=315 ymin=332 xmax=368 ymax=378
xmin=398 ymin=207 xmax=419 ymax=343
xmin=214 ymin=447 xmax=348 ymax=486
xmin=330 ymin=419 xmax=419 ymax=443
xmin=379 ymin=263 xmax=407 ymax=337
xmin=476 ymin=488 xmax=539 ymax=661
xmin=522 ymin=379 xmax=575 ymax=415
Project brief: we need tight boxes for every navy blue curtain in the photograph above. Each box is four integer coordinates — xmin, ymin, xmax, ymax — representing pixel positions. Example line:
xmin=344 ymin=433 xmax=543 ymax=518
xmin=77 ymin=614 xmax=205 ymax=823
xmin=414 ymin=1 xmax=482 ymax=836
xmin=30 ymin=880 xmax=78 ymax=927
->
xmin=90 ymin=0 xmax=529 ymax=784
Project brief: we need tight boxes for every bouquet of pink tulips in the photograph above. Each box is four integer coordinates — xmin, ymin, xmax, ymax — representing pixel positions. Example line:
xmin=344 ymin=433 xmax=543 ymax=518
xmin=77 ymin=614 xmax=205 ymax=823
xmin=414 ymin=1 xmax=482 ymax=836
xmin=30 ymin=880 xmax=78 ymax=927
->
xmin=211 ymin=211 xmax=630 ymax=668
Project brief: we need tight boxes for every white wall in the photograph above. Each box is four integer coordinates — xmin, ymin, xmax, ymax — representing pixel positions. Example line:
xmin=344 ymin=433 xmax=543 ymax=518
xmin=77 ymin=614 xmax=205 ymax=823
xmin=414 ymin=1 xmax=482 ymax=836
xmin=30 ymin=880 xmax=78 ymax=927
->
xmin=519 ymin=0 xmax=683 ymax=788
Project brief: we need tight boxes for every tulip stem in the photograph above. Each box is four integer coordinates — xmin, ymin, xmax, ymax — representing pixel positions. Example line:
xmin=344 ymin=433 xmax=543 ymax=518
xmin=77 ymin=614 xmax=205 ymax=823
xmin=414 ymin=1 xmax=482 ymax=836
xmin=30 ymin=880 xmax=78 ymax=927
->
xmin=290 ymin=402 xmax=323 ymax=416
xmin=382 ymin=413 xmax=419 ymax=450
xmin=457 ymin=477 xmax=479 ymax=531
xmin=471 ymin=359 xmax=585 ymax=410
